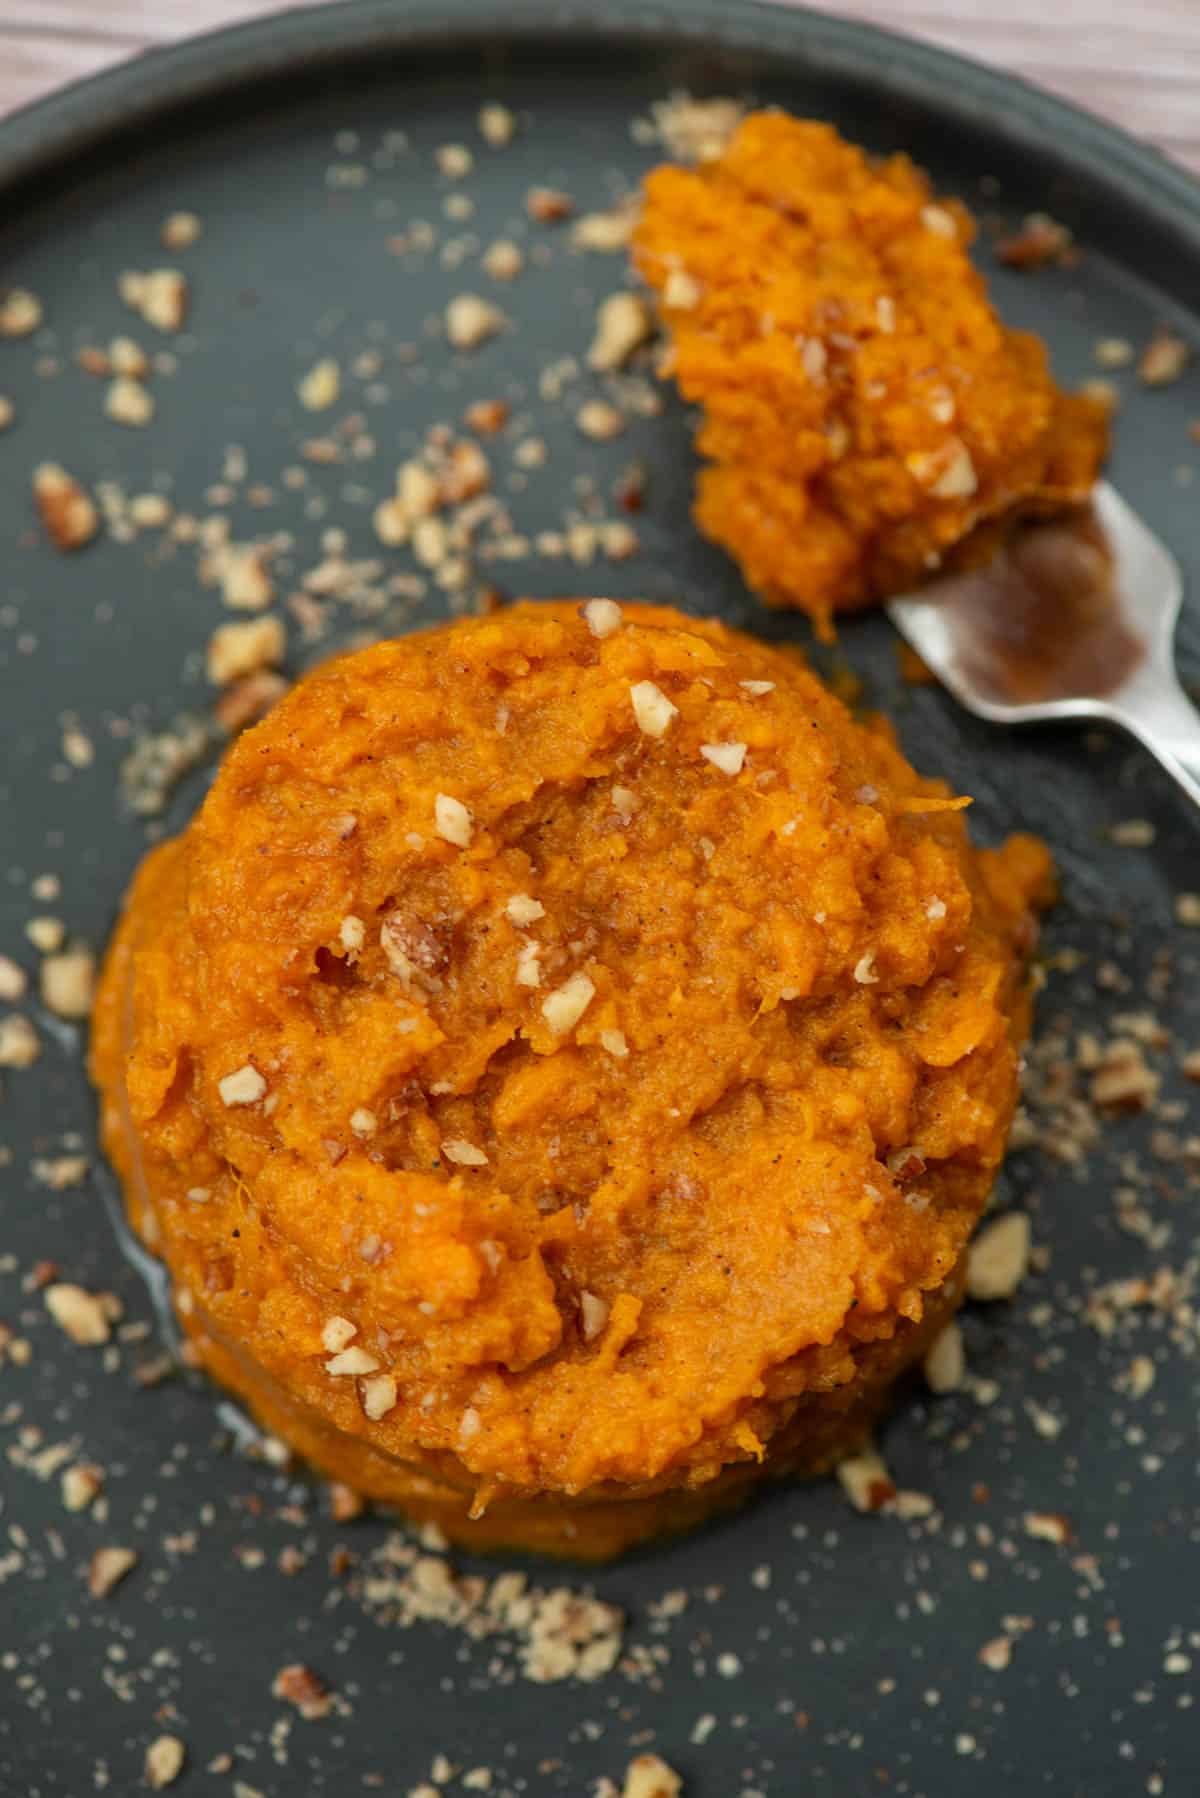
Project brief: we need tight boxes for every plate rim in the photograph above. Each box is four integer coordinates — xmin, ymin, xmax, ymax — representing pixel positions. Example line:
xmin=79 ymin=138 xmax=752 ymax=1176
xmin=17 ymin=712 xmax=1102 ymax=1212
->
xmin=1 ymin=7 xmax=1196 ymax=1789
xmin=2 ymin=0 xmax=1200 ymax=254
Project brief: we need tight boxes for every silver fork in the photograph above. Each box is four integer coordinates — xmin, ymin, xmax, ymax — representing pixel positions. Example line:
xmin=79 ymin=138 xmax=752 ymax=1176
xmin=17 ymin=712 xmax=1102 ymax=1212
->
xmin=887 ymin=481 xmax=1200 ymax=811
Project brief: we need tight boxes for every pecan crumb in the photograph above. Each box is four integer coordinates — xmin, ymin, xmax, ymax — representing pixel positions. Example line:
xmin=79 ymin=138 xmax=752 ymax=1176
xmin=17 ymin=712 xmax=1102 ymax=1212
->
xmin=1090 ymin=1038 xmax=1160 ymax=1112
xmin=481 ymin=239 xmax=524 ymax=281
xmin=978 ymin=1635 xmax=1013 ymax=1671
xmin=33 ymin=462 xmax=99 ymax=551
xmin=88 ymin=1545 xmax=139 ymax=1597
xmin=206 ymin=615 xmax=286 ymax=686
xmin=61 ymin=1461 xmax=105 ymax=1511
xmin=328 ymin=1481 xmax=366 ymax=1522
xmin=40 ymin=947 xmax=96 ymax=1020
xmin=966 ymin=1212 xmax=1031 ymax=1300
xmin=272 ymin=1662 xmax=333 ymax=1720
xmin=576 ymin=399 xmax=625 ymax=441
xmin=0 ymin=287 xmax=42 ymax=336
xmin=579 ymin=1291 xmax=610 ymax=1341
xmin=105 ymin=376 xmax=154 ymax=427
xmin=1094 ymin=336 xmax=1134 ymax=369
xmin=541 ymin=971 xmax=595 ymax=1036
xmin=587 ymin=292 xmax=654 ymax=372
xmin=996 ymin=211 xmax=1074 ymax=270
xmin=45 ymin=1282 xmax=119 ymax=1345
xmin=464 ymin=399 xmax=509 ymax=436
xmin=161 ymin=211 xmax=202 ymax=250
xmin=1109 ymin=817 xmax=1155 ymax=847
xmin=0 ymin=1014 xmax=40 ymax=1067
xmin=118 ymin=268 xmax=189 ymax=333
xmin=572 ymin=201 xmax=639 ymax=252
xmin=214 ymin=670 xmax=289 ymax=734
xmin=0 ymin=955 xmax=27 ymax=1001
xmin=145 ymin=1735 xmax=186 ymax=1789
xmin=526 ymin=186 xmax=574 ymax=223
xmin=445 ymin=294 xmax=505 ymax=350
xmin=1023 ymin=1510 xmax=1073 ymax=1546
xmin=1139 ymin=328 xmax=1190 ymax=387
xmin=647 ymin=92 xmax=743 ymax=163
xmin=836 ymin=1446 xmax=897 ymax=1513
xmin=477 ymin=103 xmax=516 ymax=148
xmin=620 ymin=1756 xmax=683 ymax=1798
xmin=630 ymin=679 xmax=677 ymax=738
xmin=923 ymin=1321 xmax=966 ymax=1393
xmin=298 ymin=357 xmax=340 ymax=412
xmin=110 ymin=336 xmax=149 ymax=377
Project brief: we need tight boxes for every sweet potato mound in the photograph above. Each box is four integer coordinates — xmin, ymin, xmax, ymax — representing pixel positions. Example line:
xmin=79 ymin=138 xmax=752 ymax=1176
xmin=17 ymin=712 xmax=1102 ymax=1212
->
xmin=92 ymin=603 xmax=1050 ymax=1556
xmin=635 ymin=112 xmax=1109 ymax=633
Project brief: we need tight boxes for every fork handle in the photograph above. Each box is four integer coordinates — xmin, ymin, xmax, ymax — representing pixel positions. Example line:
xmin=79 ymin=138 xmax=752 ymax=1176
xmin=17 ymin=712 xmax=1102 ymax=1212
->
xmin=1111 ymin=668 xmax=1200 ymax=813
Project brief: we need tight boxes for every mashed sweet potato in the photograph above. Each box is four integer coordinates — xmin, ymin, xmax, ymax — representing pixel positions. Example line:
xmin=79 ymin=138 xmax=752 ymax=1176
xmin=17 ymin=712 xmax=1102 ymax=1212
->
xmin=634 ymin=113 xmax=1109 ymax=634
xmin=92 ymin=603 xmax=1050 ymax=1556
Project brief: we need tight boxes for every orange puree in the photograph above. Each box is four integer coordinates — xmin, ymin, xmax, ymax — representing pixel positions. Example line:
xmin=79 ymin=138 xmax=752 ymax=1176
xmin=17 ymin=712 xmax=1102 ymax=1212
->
xmin=91 ymin=603 xmax=1051 ymax=1557
xmin=635 ymin=113 xmax=1109 ymax=634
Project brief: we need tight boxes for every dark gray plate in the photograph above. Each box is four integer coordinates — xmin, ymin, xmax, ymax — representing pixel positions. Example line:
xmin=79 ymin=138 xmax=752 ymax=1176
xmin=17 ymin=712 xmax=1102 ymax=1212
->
xmin=2 ymin=4 xmax=1199 ymax=1793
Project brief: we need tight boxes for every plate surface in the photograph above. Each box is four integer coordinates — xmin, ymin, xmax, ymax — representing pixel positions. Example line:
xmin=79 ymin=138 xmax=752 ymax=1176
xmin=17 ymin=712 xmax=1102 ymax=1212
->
xmin=2 ymin=4 xmax=1199 ymax=1793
